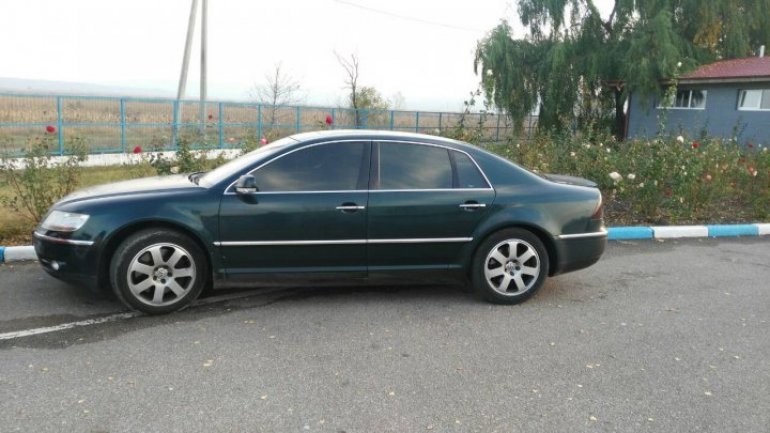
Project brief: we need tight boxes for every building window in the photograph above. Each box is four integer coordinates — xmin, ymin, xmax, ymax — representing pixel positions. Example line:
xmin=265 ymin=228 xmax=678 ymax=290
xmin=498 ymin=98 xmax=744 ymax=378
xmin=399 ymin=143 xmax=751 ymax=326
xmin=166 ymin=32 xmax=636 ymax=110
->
xmin=738 ymin=89 xmax=770 ymax=110
xmin=659 ymin=89 xmax=707 ymax=109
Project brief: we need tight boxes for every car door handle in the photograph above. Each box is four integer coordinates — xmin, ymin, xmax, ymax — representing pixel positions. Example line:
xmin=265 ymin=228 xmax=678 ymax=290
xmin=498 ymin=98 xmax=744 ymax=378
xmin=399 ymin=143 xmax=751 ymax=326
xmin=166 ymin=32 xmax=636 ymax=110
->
xmin=459 ymin=202 xmax=486 ymax=210
xmin=336 ymin=204 xmax=366 ymax=212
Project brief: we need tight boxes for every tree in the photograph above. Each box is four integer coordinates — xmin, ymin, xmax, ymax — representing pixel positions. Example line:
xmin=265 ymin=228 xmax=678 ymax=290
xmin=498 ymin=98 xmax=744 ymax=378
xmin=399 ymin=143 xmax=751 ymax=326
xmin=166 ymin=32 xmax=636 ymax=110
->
xmin=357 ymin=87 xmax=389 ymax=111
xmin=252 ymin=63 xmax=302 ymax=130
xmin=389 ymin=92 xmax=406 ymax=110
xmin=335 ymin=52 xmax=392 ymax=127
xmin=475 ymin=0 xmax=770 ymax=137
xmin=335 ymin=51 xmax=363 ymax=126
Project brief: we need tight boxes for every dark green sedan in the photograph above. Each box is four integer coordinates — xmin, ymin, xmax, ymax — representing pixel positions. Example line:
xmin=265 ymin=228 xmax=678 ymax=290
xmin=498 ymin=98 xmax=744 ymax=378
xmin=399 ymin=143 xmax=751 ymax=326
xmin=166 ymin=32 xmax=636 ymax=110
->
xmin=34 ymin=130 xmax=606 ymax=314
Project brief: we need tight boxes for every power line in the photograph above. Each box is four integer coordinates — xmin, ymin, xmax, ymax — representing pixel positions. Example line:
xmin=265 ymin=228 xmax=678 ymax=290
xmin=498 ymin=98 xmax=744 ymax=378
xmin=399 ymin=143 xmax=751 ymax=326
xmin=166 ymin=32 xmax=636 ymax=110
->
xmin=333 ymin=0 xmax=485 ymax=33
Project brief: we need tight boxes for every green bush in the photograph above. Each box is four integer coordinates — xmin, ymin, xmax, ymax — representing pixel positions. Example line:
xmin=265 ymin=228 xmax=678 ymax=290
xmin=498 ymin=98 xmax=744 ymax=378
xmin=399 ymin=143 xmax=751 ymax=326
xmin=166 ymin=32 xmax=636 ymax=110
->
xmin=0 ymin=134 xmax=87 ymax=222
xmin=488 ymin=133 xmax=770 ymax=225
xmin=148 ymin=135 xmax=227 ymax=175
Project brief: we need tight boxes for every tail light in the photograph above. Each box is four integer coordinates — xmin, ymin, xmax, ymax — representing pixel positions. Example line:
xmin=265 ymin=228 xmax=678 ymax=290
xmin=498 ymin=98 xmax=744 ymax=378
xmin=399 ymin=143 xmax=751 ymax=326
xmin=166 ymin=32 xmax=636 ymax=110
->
xmin=592 ymin=197 xmax=603 ymax=219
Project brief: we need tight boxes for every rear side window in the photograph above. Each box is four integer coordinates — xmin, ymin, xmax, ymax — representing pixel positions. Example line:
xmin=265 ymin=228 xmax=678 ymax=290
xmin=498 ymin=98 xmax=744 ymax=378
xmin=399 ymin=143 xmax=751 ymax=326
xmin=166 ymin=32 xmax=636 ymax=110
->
xmin=377 ymin=142 xmax=452 ymax=189
xmin=251 ymin=142 xmax=366 ymax=192
xmin=451 ymin=151 xmax=489 ymax=189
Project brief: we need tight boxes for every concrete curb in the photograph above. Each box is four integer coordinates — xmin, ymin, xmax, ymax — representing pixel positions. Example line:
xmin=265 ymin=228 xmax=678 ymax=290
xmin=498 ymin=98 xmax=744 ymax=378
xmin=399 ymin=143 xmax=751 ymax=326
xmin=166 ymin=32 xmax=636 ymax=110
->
xmin=1 ymin=224 xmax=768 ymax=264
xmin=1 ymin=246 xmax=37 ymax=263
xmin=607 ymin=223 xmax=769 ymax=241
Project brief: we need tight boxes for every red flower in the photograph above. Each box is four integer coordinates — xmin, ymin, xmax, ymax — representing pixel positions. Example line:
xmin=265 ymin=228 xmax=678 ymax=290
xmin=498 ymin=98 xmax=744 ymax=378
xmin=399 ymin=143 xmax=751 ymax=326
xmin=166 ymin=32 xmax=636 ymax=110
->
xmin=325 ymin=114 xmax=333 ymax=125
xmin=133 ymin=145 xmax=142 ymax=154
xmin=705 ymin=174 xmax=712 ymax=182
xmin=45 ymin=125 xmax=56 ymax=134
xmin=260 ymin=137 xmax=268 ymax=145
xmin=208 ymin=114 xmax=213 ymax=120
xmin=691 ymin=142 xmax=699 ymax=149
xmin=748 ymin=142 xmax=753 ymax=148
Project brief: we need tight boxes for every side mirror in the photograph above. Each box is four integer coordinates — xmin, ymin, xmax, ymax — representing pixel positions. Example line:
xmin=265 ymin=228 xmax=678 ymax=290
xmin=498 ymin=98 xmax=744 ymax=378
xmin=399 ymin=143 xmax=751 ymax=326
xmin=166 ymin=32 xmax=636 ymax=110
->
xmin=234 ymin=175 xmax=258 ymax=195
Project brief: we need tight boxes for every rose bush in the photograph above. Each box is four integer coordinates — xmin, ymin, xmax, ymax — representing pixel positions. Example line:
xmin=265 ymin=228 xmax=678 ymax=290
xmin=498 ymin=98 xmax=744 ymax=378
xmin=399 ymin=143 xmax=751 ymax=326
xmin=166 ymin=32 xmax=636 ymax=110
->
xmin=488 ymin=134 xmax=770 ymax=225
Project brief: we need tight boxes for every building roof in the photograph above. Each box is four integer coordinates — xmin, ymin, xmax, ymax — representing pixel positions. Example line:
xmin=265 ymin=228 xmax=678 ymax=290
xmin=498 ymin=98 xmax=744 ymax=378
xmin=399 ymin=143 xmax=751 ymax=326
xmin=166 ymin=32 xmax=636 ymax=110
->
xmin=679 ymin=56 xmax=770 ymax=83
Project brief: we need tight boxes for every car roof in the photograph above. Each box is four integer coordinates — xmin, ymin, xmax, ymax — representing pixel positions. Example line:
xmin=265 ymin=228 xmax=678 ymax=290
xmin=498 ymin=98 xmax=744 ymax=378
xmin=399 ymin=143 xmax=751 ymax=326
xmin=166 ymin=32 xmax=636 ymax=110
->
xmin=288 ymin=129 xmax=476 ymax=151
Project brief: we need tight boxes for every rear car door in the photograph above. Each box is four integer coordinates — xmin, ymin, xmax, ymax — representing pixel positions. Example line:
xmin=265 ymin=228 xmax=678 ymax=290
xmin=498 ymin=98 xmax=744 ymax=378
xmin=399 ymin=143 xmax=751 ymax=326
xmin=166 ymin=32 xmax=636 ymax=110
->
xmin=218 ymin=141 xmax=370 ymax=283
xmin=366 ymin=141 xmax=495 ymax=278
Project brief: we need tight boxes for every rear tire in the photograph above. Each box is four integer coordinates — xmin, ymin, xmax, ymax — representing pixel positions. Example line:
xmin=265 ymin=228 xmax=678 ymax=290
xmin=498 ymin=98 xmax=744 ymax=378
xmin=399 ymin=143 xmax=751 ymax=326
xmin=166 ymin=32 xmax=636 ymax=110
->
xmin=110 ymin=229 xmax=207 ymax=315
xmin=472 ymin=228 xmax=549 ymax=304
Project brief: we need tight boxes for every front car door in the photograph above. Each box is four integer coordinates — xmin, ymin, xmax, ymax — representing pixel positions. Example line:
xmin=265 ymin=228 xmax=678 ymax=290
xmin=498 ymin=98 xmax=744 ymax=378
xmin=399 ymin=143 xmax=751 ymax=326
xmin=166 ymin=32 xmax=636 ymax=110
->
xmin=218 ymin=140 xmax=370 ymax=284
xmin=366 ymin=141 xmax=495 ymax=279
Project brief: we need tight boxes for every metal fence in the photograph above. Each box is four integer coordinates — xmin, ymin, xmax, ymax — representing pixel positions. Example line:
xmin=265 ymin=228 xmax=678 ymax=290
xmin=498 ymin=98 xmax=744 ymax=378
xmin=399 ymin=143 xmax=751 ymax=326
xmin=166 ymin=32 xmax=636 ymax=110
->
xmin=0 ymin=92 xmax=537 ymax=155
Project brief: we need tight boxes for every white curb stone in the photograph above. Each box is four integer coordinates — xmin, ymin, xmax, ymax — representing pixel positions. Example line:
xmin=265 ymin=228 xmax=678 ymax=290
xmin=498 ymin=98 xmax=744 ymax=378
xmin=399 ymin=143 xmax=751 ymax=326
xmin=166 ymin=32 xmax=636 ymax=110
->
xmin=756 ymin=223 xmax=770 ymax=235
xmin=652 ymin=225 xmax=709 ymax=239
xmin=4 ymin=246 xmax=37 ymax=262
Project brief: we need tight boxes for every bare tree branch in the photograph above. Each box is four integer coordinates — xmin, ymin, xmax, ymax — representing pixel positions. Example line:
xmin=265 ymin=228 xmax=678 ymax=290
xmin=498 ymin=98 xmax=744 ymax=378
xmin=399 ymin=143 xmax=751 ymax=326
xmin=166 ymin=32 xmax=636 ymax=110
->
xmin=251 ymin=63 xmax=302 ymax=128
xmin=335 ymin=51 xmax=361 ymax=126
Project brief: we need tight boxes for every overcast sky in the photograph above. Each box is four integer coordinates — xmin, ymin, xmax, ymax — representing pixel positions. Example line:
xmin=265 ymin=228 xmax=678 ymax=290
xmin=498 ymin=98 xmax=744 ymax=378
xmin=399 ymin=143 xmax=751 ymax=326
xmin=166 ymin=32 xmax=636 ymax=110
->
xmin=2 ymin=0 xmax=613 ymax=111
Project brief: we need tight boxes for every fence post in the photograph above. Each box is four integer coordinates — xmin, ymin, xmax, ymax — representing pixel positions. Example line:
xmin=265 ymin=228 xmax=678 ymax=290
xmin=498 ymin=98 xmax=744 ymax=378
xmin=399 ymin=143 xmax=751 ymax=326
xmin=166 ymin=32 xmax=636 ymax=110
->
xmin=218 ymin=102 xmax=224 ymax=148
xmin=257 ymin=104 xmax=263 ymax=139
xmin=527 ymin=115 xmax=533 ymax=141
xmin=331 ymin=108 xmax=336 ymax=129
xmin=495 ymin=113 xmax=501 ymax=142
xmin=56 ymin=96 xmax=64 ymax=156
xmin=389 ymin=110 xmax=394 ymax=131
xmin=415 ymin=111 xmax=419 ymax=133
xmin=295 ymin=106 xmax=301 ymax=133
xmin=438 ymin=112 xmax=442 ymax=133
xmin=119 ymin=98 xmax=126 ymax=152
xmin=172 ymin=100 xmax=179 ymax=148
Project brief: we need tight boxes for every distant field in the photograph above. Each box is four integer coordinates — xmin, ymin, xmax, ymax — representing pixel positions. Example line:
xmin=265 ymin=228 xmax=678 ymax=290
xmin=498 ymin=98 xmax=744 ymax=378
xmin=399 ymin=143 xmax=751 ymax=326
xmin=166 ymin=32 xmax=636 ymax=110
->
xmin=0 ymin=93 xmax=529 ymax=154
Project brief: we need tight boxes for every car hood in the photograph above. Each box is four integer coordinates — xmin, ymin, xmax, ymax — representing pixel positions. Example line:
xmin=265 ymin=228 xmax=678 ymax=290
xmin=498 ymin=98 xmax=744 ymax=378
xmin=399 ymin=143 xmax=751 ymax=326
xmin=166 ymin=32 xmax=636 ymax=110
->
xmin=541 ymin=173 xmax=598 ymax=188
xmin=59 ymin=174 xmax=200 ymax=204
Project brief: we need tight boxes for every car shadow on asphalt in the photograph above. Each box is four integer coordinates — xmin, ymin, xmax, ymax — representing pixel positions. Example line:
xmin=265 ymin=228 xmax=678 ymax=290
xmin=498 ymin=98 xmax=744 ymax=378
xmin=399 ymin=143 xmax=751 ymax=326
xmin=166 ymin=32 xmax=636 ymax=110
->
xmin=0 ymin=279 xmax=571 ymax=351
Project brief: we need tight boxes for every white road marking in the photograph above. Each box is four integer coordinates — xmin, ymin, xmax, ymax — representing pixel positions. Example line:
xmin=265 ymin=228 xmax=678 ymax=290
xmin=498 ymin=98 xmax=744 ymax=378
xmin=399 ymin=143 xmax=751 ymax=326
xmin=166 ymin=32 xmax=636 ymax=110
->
xmin=0 ymin=287 xmax=297 ymax=341
xmin=0 ymin=312 xmax=139 ymax=341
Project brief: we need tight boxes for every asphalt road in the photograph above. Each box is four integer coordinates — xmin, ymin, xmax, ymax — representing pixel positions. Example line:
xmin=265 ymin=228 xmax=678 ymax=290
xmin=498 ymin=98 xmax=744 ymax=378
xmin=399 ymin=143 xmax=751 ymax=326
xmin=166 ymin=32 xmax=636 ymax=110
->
xmin=1 ymin=238 xmax=769 ymax=433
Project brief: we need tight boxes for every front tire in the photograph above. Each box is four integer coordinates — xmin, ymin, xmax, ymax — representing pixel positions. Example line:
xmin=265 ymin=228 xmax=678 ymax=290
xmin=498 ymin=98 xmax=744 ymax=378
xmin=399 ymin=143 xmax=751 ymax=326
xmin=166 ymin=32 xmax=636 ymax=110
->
xmin=472 ymin=228 xmax=549 ymax=304
xmin=110 ymin=229 xmax=208 ymax=314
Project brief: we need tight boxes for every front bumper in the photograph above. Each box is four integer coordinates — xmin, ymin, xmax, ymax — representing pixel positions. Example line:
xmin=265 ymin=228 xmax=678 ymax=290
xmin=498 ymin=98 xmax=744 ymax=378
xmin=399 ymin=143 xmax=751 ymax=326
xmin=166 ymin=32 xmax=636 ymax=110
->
xmin=33 ymin=231 xmax=100 ymax=290
xmin=551 ymin=229 xmax=607 ymax=276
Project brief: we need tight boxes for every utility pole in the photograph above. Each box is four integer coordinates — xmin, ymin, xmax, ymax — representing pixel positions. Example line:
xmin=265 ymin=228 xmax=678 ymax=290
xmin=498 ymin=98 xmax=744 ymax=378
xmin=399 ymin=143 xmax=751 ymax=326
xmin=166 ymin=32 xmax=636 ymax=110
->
xmin=177 ymin=0 xmax=198 ymax=102
xmin=176 ymin=0 xmax=209 ymax=139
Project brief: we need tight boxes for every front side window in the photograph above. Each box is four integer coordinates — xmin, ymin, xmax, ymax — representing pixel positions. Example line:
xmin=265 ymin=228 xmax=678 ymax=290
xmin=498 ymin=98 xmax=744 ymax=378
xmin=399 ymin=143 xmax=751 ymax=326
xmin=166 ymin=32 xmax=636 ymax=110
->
xmin=738 ymin=89 xmax=770 ymax=110
xmin=250 ymin=142 xmax=367 ymax=192
xmin=660 ymin=89 xmax=707 ymax=109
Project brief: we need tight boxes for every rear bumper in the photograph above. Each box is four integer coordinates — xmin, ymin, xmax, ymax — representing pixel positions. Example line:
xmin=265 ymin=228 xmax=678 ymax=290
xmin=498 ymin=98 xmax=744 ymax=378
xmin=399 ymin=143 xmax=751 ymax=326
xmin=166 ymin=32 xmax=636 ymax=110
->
xmin=551 ymin=230 xmax=607 ymax=276
xmin=33 ymin=232 xmax=100 ymax=291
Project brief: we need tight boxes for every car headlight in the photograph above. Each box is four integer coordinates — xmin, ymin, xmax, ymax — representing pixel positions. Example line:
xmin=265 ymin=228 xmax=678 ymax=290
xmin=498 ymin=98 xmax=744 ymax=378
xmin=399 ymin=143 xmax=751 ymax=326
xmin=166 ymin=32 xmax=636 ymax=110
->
xmin=40 ymin=211 xmax=90 ymax=232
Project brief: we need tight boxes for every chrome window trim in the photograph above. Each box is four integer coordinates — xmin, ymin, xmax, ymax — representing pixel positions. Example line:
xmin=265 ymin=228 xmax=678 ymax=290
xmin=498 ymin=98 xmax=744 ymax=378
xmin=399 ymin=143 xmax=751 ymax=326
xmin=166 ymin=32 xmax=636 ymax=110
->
xmin=223 ymin=139 xmax=494 ymax=195
xmin=214 ymin=237 xmax=473 ymax=247
xmin=33 ymin=231 xmax=95 ymax=246
xmin=370 ymin=188 xmax=492 ymax=193
xmin=224 ymin=188 xmax=493 ymax=195
xmin=555 ymin=229 xmax=608 ymax=240
xmin=229 ymin=190 xmax=366 ymax=195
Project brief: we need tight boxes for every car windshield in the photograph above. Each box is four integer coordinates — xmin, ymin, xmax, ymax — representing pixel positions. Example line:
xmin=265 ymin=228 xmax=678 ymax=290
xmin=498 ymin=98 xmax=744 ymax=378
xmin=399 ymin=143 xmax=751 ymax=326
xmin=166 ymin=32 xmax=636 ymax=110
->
xmin=198 ymin=137 xmax=297 ymax=187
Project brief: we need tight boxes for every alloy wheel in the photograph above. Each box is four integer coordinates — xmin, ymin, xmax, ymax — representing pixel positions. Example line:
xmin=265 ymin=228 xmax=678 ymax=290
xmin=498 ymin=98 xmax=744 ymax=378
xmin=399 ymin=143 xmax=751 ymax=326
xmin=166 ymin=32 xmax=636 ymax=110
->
xmin=483 ymin=239 xmax=541 ymax=295
xmin=126 ymin=243 xmax=197 ymax=307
